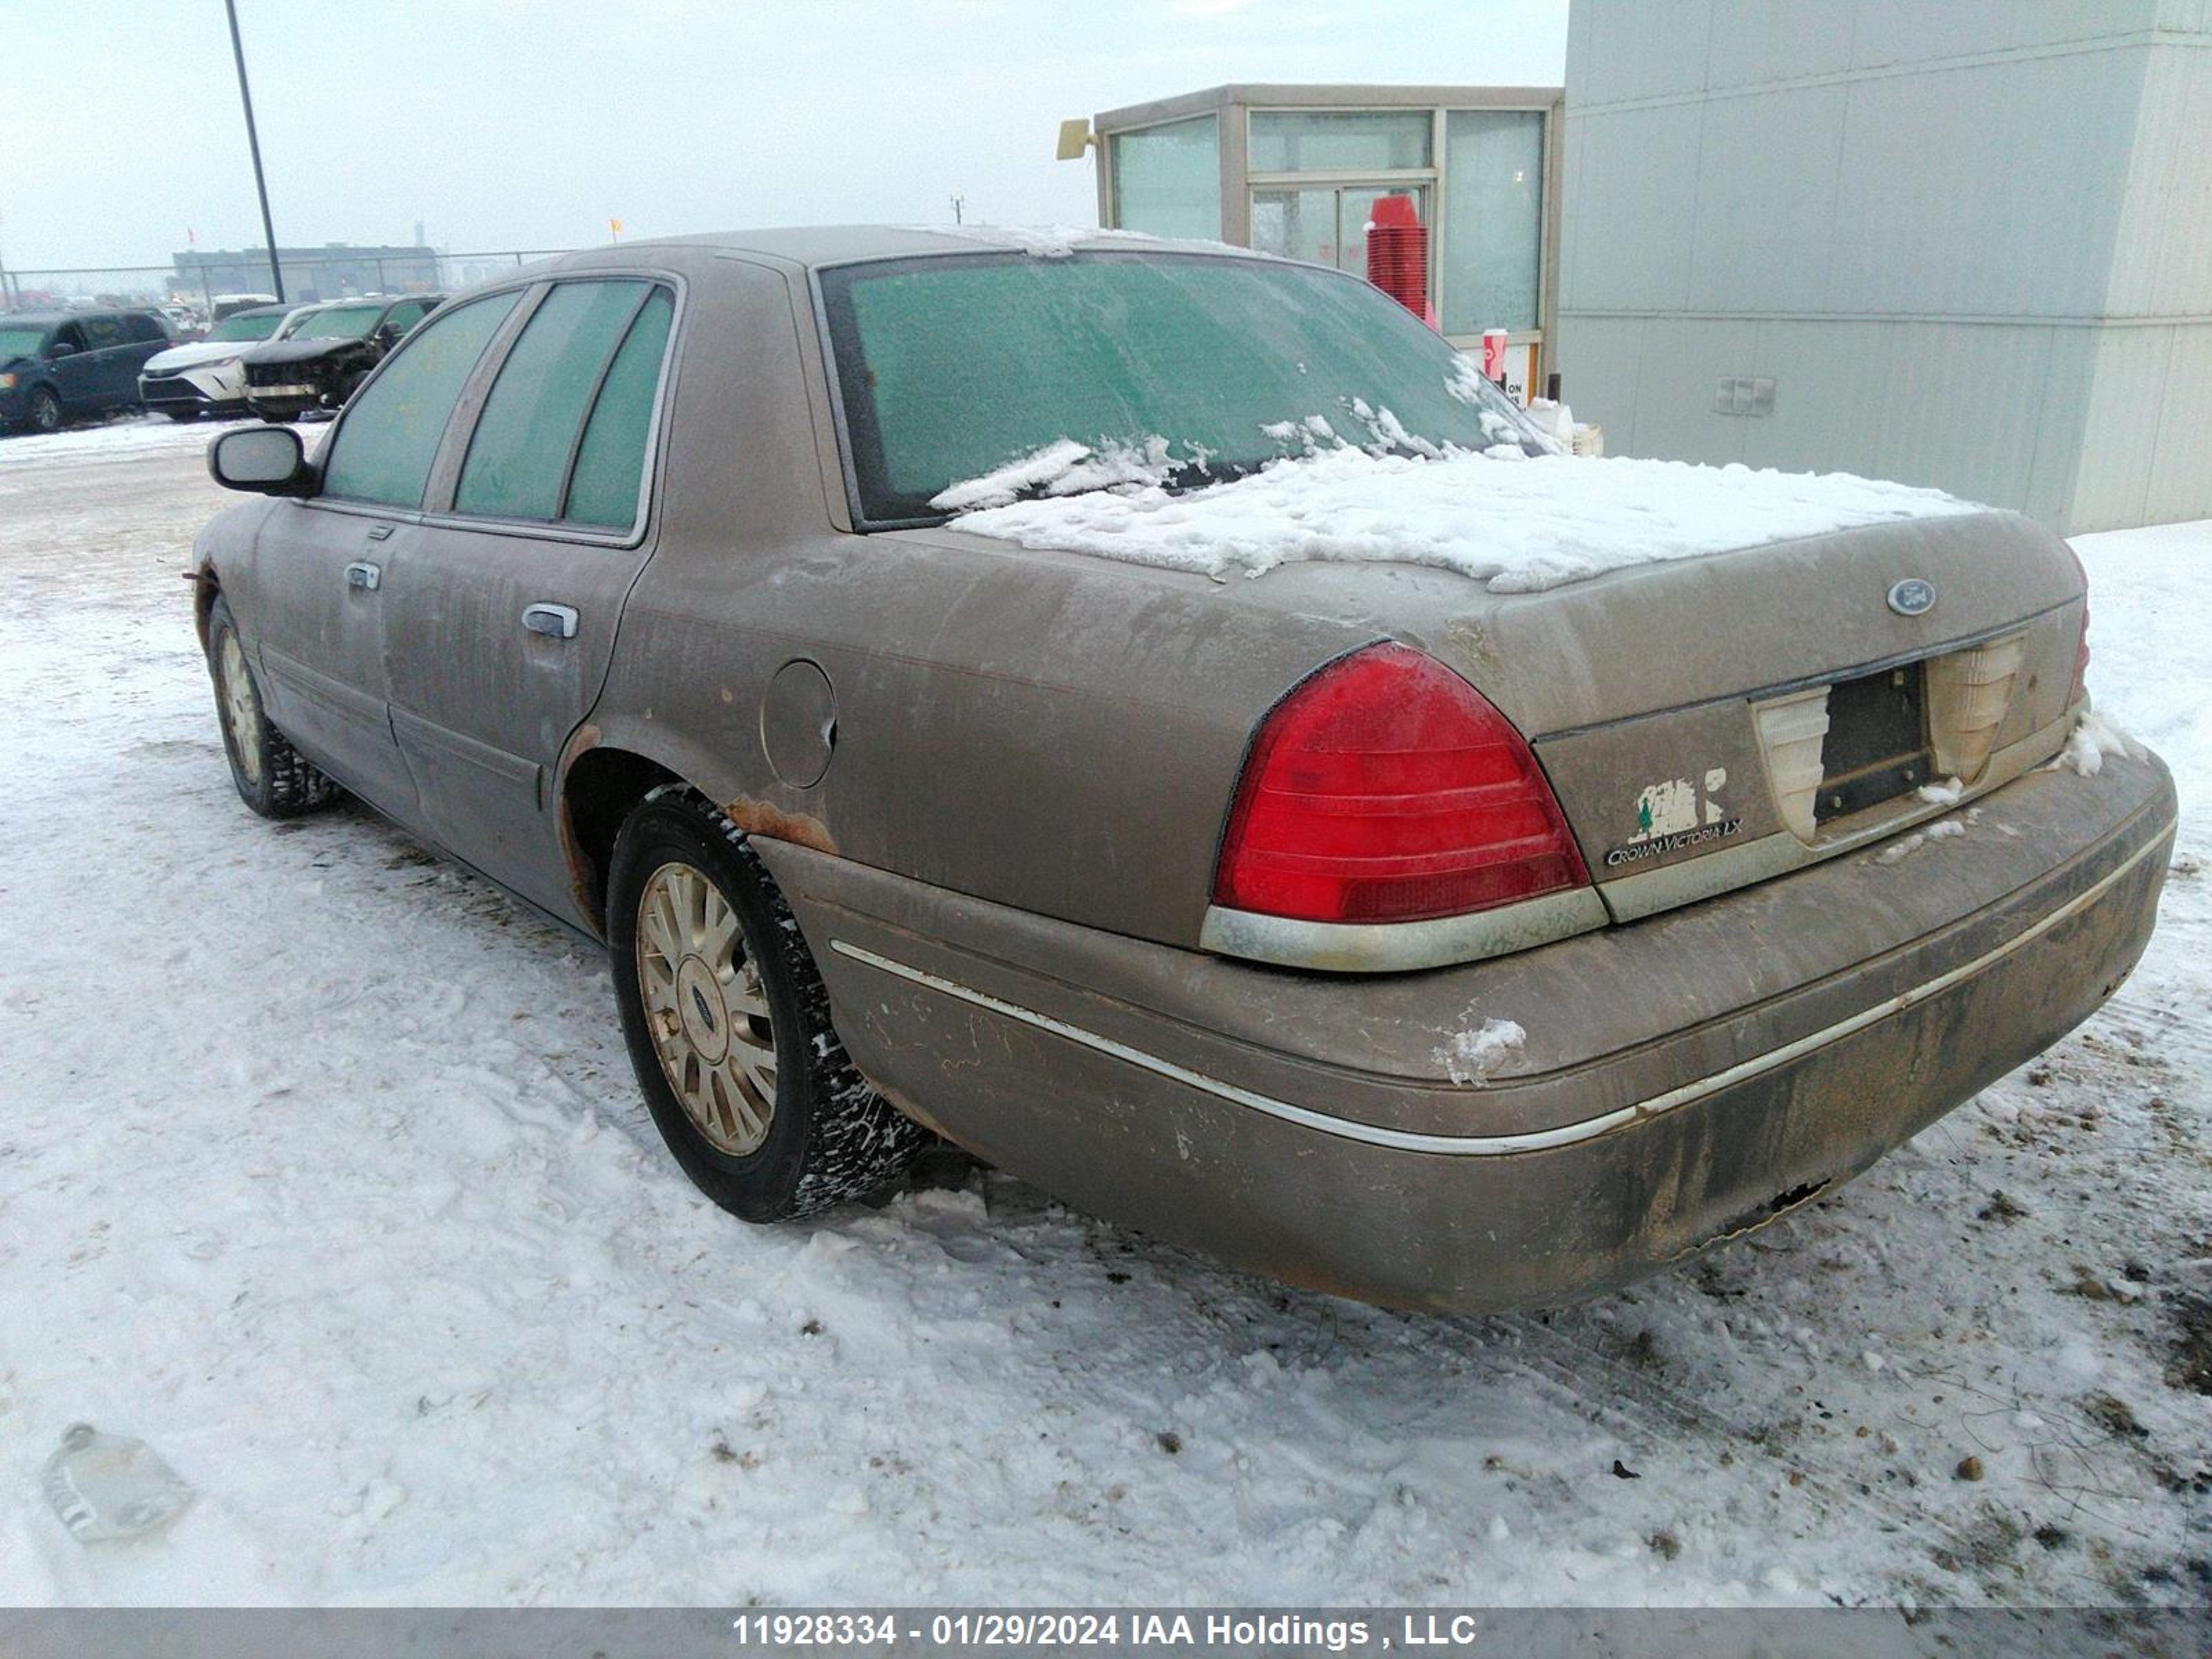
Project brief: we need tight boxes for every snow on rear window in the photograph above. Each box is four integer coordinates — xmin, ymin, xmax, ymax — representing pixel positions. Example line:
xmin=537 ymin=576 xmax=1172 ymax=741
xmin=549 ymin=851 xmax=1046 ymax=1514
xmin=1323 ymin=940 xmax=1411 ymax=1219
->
xmin=935 ymin=444 xmax=1984 ymax=594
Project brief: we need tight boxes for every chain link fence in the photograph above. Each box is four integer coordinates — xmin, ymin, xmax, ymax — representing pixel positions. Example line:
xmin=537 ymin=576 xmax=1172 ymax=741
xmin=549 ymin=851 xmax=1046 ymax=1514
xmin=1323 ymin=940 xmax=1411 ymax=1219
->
xmin=0 ymin=249 xmax=579 ymax=317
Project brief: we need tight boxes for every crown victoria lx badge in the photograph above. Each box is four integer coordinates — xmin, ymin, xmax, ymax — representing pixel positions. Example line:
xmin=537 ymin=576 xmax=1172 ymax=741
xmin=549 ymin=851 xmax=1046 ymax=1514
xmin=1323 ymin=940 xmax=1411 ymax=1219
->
xmin=1887 ymin=577 xmax=1938 ymax=617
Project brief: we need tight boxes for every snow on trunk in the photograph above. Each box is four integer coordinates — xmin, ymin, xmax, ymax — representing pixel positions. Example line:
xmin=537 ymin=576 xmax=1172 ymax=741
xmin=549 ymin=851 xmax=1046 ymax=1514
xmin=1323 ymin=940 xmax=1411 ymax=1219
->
xmin=937 ymin=447 xmax=1983 ymax=594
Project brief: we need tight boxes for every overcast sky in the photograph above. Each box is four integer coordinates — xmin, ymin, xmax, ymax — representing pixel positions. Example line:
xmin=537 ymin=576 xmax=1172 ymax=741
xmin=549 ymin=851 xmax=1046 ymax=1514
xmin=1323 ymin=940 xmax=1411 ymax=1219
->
xmin=0 ymin=0 xmax=1568 ymax=273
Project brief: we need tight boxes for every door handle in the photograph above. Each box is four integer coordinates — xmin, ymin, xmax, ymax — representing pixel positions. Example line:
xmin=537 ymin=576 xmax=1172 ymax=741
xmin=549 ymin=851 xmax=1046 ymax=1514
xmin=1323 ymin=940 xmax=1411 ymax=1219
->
xmin=345 ymin=561 xmax=382 ymax=591
xmin=366 ymin=523 xmax=395 ymax=541
xmin=523 ymin=602 xmax=579 ymax=639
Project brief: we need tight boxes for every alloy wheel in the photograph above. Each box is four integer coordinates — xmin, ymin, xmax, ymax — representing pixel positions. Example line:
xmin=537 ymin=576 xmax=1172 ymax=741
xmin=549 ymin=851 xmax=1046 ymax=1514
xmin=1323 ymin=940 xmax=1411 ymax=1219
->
xmin=216 ymin=632 xmax=263 ymax=787
xmin=635 ymin=861 xmax=776 ymax=1155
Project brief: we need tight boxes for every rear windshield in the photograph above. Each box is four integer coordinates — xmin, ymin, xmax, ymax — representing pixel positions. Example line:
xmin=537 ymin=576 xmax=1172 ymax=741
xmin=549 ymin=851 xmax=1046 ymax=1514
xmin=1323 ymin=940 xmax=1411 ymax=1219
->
xmin=816 ymin=251 xmax=1544 ymax=525
xmin=284 ymin=303 xmax=385 ymax=341
xmin=0 ymin=326 xmax=49 ymax=359
xmin=208 ymin=311 xmax=287 ymax=343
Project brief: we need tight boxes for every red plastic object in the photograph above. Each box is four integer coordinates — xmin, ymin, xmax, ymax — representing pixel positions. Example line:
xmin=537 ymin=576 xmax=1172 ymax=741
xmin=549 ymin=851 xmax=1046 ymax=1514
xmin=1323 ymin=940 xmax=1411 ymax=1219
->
xmin=1212 ymin=644 xmax=1591 ymax=925
xmin=1365 ymin=194 xmax=1430 ymax=323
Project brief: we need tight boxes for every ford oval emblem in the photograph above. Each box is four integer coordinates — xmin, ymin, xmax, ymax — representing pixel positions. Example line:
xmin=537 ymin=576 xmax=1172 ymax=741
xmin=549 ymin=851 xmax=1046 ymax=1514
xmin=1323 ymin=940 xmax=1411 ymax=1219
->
xmin=1887 ymin=578 xmax=1936 ymax=617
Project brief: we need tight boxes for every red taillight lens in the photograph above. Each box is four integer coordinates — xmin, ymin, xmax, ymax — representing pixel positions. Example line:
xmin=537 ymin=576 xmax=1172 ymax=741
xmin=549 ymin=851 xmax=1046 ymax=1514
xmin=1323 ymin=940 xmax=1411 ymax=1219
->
xmin=1212 ymin=643 xmax=1591 ymax=925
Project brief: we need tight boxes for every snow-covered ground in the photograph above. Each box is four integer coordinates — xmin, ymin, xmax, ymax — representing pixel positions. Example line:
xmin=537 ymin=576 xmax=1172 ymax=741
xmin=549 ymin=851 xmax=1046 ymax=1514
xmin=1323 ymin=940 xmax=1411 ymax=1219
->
xmin=0 ymin=418 xmax=2205 ymax=1607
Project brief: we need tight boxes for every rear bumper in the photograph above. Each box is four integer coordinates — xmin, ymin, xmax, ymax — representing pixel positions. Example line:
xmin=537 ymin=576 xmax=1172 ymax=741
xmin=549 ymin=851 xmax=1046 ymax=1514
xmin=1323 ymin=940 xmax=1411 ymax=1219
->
xmin=762 ymin=749 xmax=2175 ymax=1312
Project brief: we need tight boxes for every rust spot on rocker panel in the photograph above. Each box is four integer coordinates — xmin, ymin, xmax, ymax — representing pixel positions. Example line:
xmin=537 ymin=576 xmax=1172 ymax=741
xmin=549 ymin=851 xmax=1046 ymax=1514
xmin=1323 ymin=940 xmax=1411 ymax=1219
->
xmin=726 ymin=794 xmax=839 ymax=856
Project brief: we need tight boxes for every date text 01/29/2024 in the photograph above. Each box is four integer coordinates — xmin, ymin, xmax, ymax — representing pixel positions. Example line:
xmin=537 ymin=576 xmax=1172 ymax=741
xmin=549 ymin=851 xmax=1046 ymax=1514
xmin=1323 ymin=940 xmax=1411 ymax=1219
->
xmin=724 ymin=1611 xmax=1498 ymax=1649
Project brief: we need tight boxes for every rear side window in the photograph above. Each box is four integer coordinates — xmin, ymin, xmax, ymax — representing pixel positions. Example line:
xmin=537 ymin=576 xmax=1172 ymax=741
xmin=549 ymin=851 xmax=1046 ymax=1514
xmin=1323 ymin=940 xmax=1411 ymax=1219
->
xmin=563 ymin=288 xmax=675 ymax=528
xmin=321 ymin=290 xmax=521 ymax=509
xmin=122 ymin=313 xmax=167 ymax=344
xmin=454 ymin=279 xmax=665 ymax=524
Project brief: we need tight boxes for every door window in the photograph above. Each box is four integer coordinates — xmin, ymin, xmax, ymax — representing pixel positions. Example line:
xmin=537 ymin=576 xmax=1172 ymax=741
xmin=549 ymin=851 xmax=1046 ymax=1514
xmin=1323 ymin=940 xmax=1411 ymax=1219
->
xmin=321 ymin=290 xmax=522 ymax=509
xmin=453 ymin=279 xmax=667 ymax=525
xmin=562 ymin=288 xmax=675 ymax=528
xmin=122 ymin=313 xmax=169 ymax=344
xmin=82 ymin=315 xmax=126 ymax=350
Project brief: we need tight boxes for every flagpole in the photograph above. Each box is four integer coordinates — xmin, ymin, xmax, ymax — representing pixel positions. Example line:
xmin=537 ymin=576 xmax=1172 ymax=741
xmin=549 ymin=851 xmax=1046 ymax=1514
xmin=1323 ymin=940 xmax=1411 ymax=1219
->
xmin=224 ymin=0 xmax=285 ymax=303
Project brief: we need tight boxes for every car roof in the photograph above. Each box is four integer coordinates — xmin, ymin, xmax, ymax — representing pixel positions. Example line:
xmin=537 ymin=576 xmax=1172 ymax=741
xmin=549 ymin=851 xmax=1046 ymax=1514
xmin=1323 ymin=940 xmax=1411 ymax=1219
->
xmin=292 ymin=293 xmax=441 ymax=310
xmin=223 ymin=303 xmax=296 ymax=320
xmin=530 ymin=224 xmax=1267 ymax=276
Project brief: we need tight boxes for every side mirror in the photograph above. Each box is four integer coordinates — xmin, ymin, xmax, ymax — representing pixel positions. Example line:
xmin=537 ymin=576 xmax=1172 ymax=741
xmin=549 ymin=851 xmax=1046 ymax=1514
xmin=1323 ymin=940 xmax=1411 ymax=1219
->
xmin=209 ymin=426 xmax=315 ymax=497
xmin=46 ymin=341 xmax=77 ymax=359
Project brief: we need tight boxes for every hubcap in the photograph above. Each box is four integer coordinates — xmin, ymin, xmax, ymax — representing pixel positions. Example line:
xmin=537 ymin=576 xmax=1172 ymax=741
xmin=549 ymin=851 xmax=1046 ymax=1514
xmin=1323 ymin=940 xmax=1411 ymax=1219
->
xmin=636 ymin=861 xmax=776 ymax=1155
xmin=218 ymin=633 xmax=263 ymax=786
xmin=32 ymin=394 xmax=59 ymax=432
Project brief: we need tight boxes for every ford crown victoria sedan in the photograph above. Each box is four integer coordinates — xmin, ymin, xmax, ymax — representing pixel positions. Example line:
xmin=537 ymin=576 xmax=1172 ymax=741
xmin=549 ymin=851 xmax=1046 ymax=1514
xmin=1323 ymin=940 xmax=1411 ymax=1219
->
xmin=189 ymin=229 xmax=2174 ymax=1312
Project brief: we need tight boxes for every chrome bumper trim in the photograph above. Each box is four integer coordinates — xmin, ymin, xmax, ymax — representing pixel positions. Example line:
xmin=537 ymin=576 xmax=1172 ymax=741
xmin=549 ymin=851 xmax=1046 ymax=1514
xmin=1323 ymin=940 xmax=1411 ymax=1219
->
xmin=1197 ymin=885 xmax=1608 ymax=973
xmin=830 ymin=825 xmax=2162 ymax=1158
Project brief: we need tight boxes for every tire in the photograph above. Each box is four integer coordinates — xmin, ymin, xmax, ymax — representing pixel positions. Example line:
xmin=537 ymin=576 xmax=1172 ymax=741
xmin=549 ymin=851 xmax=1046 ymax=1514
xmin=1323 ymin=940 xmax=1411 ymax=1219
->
xmin=26 ymin=386 xmax=62 ymax=434
xmin=259 ymin=411 xmax=299 ymax=424
xmin=205 ymin=594 xmax=338 ymax=818
xmin=165 ymin=408 xmax=203 ymax=423
xmin=608 ymin=788 xmax=930 ymax=1221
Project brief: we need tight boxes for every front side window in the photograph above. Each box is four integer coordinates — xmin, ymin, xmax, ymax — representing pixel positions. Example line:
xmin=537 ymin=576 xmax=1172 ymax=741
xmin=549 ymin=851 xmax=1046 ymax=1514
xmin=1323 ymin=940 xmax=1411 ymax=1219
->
xmin=82 ymin=315 xmax=126 ymax=349
xmin=320 ymin=290 xmax=521 ymax=509
xmin=818 ymin=252 xmax=1541 ymax=524
xmin=454 ymin=279 xmax=665 ymax=525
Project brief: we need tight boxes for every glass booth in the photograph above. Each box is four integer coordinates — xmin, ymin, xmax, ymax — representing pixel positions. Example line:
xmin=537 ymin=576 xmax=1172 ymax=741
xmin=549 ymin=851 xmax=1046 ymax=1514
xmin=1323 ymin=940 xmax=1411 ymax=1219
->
xmin=1091 ymin=85 xmax=1562 ymax=403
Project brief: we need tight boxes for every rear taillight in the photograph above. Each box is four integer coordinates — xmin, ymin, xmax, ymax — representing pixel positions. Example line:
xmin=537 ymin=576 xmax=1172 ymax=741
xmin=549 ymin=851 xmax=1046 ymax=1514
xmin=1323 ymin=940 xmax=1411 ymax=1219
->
xmin=1212 ymin=643 xmax=1590 ymax=925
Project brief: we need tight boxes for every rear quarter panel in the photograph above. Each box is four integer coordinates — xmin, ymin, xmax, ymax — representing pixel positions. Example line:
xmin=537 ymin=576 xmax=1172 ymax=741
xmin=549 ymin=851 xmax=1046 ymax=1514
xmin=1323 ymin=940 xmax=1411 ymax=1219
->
xmin=582 ymin=254 xmax=1383 ymax=948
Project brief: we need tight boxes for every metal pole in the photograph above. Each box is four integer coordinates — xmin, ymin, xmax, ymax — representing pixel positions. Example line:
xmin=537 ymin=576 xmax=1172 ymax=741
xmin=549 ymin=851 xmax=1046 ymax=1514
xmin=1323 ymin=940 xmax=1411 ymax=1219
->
xmin=224 ymin=0 xmax=284 ymax=303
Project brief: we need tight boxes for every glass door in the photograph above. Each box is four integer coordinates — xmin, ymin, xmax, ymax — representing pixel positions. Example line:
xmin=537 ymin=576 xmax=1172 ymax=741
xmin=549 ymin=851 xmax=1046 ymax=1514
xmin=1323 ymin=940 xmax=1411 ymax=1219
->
xmin=1250 ymin=184 xmax=1430 ymax=276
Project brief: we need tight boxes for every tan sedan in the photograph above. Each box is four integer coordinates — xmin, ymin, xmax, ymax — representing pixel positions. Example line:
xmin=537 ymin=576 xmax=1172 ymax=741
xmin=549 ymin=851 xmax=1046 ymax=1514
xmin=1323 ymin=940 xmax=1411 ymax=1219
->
xmin=189 ymin=229 xmax=2174 ymax=1311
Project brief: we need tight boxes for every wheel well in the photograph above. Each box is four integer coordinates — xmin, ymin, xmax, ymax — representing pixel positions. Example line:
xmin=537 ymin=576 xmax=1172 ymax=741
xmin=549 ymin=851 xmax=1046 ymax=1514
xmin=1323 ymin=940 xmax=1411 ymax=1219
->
xmin=192 ymin=567 xmax=221 ymax=653
xmin=559 ymin=746 xmax=681 ymax=937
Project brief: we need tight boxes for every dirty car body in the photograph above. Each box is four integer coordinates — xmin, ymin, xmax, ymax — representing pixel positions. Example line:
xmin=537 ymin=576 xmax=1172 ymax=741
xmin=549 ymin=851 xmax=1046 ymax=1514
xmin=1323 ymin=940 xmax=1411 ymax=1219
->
xmin=191 ymin=229 xmax=2174 ymax=1313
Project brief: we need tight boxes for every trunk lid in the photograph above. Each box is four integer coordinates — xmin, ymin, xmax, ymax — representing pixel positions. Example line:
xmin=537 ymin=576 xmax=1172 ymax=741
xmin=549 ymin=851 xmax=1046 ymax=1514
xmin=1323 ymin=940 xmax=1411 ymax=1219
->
xmin=1416 ymin=508 xmax=2085 ymax=919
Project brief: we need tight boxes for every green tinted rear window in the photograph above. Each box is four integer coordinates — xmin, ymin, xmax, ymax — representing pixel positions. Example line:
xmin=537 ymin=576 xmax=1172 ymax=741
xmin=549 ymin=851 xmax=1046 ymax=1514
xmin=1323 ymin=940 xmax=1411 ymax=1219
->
xmin=563 ymin=288 xmax=673 ymax=528
xmin=456 ymin=281 xmax=650 ymax=522
xmin=818 ymin=252 xmax=1532 ymax=522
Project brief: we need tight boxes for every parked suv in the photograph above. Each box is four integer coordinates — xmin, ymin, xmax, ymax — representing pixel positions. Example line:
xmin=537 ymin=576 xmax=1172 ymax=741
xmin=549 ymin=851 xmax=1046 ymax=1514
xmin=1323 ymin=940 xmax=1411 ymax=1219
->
xmin=0 ymin=309 xmax=176 ymax=433
xmin=140 ymin=303 xmax=299 ymax=421
xmin=241 ymin=294 xmax=443 ymax=422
